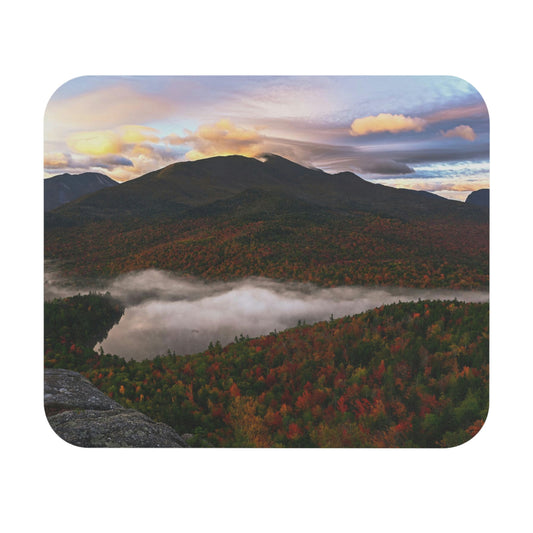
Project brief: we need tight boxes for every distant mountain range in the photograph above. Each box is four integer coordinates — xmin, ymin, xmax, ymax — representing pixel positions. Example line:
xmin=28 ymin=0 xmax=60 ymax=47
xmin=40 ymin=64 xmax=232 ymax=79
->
xmin=44 ymin=172 xmax=118 ymax=212
xmin=465 ymin=188 xmax=489 ymax=209
xmin=45 ymin=154 xmax=487 ymax=224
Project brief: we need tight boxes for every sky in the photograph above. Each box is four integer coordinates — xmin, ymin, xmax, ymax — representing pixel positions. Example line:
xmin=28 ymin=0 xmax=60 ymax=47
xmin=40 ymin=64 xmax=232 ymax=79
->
xmin=44 ymin=75 xmax=489 ymax=201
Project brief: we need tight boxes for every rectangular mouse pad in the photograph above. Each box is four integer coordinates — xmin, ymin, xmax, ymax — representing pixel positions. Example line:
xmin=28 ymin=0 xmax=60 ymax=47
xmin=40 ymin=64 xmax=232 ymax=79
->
xmin=44 ymin=75 xmax=489 ymax=448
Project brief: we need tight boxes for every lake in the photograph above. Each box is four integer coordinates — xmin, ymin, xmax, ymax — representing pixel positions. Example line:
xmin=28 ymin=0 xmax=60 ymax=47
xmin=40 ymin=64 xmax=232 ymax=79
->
xmin=44 ymin=266 xmax=489 ymax=361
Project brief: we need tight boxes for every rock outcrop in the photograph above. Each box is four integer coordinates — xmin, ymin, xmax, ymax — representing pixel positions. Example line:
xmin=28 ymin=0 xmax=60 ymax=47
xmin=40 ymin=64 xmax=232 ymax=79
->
xmin=45 ymin=368 xmax=188 ymax=447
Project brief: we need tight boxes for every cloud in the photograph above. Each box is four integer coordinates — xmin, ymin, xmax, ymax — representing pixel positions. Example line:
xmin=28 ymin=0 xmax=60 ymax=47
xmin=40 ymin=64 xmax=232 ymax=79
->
xmin=44 ymin=268 xmax=488 ymax=360
xmin=93 ymin=143 xmax=184 ymax=181
xmin=441 ymin=125 xmax=476 ymax=141
xmin=426 ymin=103 xmax=488 ymax=123
xmin=350 ymin=113 xmax=427 ymax=136
xmin=93 ymin=155 xmax=135 ymax=169
xmin=44 ymin=153 xmax=134 ymax=174
xmin=233 ymin=135 xmax=415 ymax=176
xmin=368 ymin=174 xmax=489 ymax=201
xmin=53 ymin=125 xmax=181 ymax=180
xmin=375 ymin=145 xmax=489 ymax=165
xmin=355 ymin=159 xmax=414 ymax=175
xmin=45 ymin=84 xmax=179 ymax=133
xmin=67 ymin=130 xmax=122 ymax=156
xmin=165 ymin=119 xmax=267 ymax=160
xmin=44 ymin=152 xmax=72 ymax=169
xmin=118 ymin=125 xmax=160 ymax=144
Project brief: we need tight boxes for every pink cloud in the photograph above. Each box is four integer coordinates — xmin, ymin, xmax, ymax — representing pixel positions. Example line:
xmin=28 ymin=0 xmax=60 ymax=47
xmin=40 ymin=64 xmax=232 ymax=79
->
xmin=441 ymin=125 xmax=476 ymax=141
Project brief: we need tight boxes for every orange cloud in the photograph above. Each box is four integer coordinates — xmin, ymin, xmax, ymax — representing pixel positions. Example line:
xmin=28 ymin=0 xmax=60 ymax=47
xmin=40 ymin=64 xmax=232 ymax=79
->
xmin=350 ymin=113 xmax=427 ymax=136
xmin=449 ymin=181 xmax=487 ymax=192
xmin=165 ymin=119 xmax=266 ymax=160
xmin=441 ymin=125 xmax=476 ymax=141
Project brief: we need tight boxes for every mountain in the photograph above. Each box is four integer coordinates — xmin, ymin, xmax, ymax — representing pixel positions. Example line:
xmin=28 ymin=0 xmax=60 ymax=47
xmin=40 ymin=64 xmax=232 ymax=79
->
xmin=44 ymin=172 xmax=118 ymax=212
xmin=44 ymin=155 xmax=489 ymax=289
xmin=465 ymin=188 xmax=489 ymax=209
xmin=44 ymin=154 xmax=487 ymax=224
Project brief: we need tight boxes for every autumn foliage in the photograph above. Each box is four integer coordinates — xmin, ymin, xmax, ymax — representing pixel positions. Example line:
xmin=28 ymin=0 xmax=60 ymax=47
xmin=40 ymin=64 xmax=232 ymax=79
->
xmin=45 ymin=209 xmax=488 ymax=290
xmin=45 ymin=295 xmax=489 ymax=448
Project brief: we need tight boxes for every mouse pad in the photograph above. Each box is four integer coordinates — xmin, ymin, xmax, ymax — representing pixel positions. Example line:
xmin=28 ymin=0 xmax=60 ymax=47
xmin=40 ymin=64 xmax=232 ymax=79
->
xmin=44 ymin=76 xmax=489 ymax=447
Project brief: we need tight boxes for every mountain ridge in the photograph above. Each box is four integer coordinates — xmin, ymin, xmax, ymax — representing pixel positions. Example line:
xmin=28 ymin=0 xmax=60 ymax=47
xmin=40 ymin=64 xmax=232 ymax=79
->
xmin=45 ymin=154 xmax=487 ymax=224
xmin=44 ymin=154 xmax=489 ymax=289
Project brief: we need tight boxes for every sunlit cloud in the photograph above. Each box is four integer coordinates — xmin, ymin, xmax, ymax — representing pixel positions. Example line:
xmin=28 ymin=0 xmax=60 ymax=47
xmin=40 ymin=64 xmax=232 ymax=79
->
xmin=369 ymin=175 xmax=489 ymax=201
xmin=165 ymin=119 xmax=267 ymax=160
xmin=67 ymin=130 xmax=122 ymax=156
xmin=44 ymin=152 xmax=72 ymax=169
xmin=350 ymin=113 xmax=427 ymax=136
xmin=441 ymin=125 xmax=476 ymax=141
xmin=118 ymin=125 xmax=160 ymax=144
xmin=56 ymin=124 xmax=183 ymax=180
xmin=44 ymin=76 xmax=490 ymax=195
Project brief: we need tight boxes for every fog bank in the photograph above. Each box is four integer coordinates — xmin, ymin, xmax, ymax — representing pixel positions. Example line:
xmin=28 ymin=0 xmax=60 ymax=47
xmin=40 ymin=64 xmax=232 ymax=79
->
xmin=45 ymin=267 xmax=489 ymax=361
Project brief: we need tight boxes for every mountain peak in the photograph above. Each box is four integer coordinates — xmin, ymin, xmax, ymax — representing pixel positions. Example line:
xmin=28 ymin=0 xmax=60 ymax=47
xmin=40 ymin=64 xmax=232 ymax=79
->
xmin=465 ymin=188 xmax=489 ymax=209
xmin=44 ymin=172 xmax=117 ymax=212
xmin=257 ymin=153 xmax=321 ymax=173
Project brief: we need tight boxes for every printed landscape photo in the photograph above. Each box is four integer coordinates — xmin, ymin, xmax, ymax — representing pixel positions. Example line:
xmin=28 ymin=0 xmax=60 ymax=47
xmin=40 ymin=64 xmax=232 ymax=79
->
xmin=44 ymin=75 xmax=489 ymax=447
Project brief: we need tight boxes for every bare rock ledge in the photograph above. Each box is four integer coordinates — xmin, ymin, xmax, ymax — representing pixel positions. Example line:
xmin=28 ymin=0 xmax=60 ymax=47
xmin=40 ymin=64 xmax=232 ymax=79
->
xmin=45 ymin=368 xmax=188 ymax=447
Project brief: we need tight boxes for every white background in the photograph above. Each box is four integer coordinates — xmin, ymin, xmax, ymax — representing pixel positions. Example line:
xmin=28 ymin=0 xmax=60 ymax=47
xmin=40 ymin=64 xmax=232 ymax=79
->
xmin=2 ymin=1 xmax=531 ymax=531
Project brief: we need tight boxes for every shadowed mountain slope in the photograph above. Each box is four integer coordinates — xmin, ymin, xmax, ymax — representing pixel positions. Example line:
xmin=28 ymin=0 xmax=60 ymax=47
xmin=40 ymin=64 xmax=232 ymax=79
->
xmin=44 ymin=155 xmax=488 ymax=224
xmin=465 ymin=188 xmax=489 ymax=209
xmin=44 ymin=172 xmax=118 ymax=212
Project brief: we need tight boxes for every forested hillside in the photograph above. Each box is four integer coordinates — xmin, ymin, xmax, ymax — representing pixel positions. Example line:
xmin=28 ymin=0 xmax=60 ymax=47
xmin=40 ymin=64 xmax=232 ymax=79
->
xmin=45 ymin=192 xmax=488 ymax=289
xmin=44 ymin=294 xmax=489 ymax=448
xmin=44 ymin=155 xmax=488 ymax=290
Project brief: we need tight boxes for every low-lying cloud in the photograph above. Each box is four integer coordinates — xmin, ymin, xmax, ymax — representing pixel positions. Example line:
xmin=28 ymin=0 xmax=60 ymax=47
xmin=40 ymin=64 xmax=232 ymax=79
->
xmin=45 ymin=267 xmax=489 ymax=361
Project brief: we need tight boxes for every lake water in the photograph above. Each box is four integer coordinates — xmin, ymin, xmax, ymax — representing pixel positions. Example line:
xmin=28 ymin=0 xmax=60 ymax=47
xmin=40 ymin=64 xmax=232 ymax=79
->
xmin=44 ymin=267 xmax=489 ymax=361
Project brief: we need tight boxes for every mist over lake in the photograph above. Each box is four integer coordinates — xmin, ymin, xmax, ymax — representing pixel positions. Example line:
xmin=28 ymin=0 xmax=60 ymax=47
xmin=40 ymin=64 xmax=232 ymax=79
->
xmin=45 ymin=267 xmax=489 ymax=361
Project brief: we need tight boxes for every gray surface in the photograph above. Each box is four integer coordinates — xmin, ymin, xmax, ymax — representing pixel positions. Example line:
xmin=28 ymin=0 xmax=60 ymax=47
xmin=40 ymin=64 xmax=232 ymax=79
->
xmin=44 ymin=368 xmax=187 ymax=448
